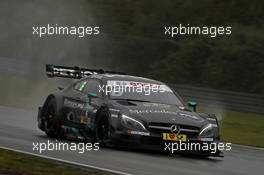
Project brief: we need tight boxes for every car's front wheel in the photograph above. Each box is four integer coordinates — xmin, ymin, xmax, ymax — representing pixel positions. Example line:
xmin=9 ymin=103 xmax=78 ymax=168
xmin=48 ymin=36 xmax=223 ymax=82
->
xmin=95 ymin=111 xmax=110 ymax=145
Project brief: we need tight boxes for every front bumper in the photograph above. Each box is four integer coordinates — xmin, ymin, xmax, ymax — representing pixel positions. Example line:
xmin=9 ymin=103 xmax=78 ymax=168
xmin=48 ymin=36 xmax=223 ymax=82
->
xmin=110 ymin=131 xmax=223 ymax=157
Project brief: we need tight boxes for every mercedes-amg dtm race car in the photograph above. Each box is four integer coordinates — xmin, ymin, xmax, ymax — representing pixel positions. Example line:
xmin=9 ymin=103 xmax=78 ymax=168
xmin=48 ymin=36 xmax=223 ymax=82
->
xmin=37 ymin=64 xmax=223 ymax=157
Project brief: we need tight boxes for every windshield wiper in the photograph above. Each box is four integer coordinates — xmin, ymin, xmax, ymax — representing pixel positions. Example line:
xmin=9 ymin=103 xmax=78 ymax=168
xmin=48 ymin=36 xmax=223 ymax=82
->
xmin=112 ymin=98 xmax=151 ymax=103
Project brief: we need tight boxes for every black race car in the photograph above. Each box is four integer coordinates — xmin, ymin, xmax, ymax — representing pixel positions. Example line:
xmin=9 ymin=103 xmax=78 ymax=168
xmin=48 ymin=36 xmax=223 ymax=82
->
xmin=38 ymin=64 xmax=223 ymax=157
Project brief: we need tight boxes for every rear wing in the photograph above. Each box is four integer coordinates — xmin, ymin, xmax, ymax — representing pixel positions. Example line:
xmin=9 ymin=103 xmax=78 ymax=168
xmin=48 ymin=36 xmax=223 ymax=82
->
xmin=46 ymin=64 xmax=126 ymax=79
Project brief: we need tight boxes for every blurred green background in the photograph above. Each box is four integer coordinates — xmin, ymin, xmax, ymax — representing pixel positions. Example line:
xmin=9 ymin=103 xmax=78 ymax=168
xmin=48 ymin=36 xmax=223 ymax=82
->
xmin=88 ymin=0 xmax=264 ymax=94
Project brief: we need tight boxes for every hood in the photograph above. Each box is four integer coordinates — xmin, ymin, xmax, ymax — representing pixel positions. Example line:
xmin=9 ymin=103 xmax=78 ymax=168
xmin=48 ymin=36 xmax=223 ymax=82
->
xmin=112 ymin=100 xmax=208 ymax=128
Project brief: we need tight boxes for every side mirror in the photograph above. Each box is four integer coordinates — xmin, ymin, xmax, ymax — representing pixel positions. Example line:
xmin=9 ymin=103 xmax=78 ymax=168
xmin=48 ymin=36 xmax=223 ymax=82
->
xmin=87 ymin=93 xmax=98 ymax=104
xmin=188 ymin=101 xmax=197 ymax=112
xmin=87 ymin=92 xmax=98 ymax=99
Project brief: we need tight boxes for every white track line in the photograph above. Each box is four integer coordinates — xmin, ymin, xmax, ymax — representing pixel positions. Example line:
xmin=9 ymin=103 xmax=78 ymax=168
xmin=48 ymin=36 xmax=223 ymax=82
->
xmin=0 ymin=146 xmax=133 ymax=175
xmin=232 ymin=144 xmax=264 ymax=151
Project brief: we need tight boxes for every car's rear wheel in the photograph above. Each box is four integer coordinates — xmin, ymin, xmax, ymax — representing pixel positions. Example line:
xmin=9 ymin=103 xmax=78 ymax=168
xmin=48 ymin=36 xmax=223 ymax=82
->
xmin=95 ymin=112 xmax=110 ymax=145
xmin=44 ymin=99 xmax=57 ymax=137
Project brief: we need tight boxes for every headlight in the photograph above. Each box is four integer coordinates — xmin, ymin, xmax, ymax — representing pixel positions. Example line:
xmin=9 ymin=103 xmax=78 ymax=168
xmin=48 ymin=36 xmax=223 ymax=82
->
xmin=121 ymin=114 xmax=146 ymax=131
xmin=199 ymin=123 xmax=214 ymax=137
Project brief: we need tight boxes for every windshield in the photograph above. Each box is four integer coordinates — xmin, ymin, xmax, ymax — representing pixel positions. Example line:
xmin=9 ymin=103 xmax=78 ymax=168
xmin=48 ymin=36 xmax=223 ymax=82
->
xmin=106 ymin=80 xmax=183 ymax=105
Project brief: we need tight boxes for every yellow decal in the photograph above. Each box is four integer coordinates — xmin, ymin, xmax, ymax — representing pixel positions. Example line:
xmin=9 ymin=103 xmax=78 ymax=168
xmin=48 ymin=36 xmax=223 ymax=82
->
xmin=80 ymin=116 xmax=90 ymax=124
xmin=162 ymin=133 xmax=187 ymax=142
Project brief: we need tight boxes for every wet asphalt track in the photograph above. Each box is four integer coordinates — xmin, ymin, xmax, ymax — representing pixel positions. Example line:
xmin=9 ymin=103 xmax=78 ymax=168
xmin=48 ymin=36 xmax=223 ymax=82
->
xmin=0 ymin=105 xmax=264 ymax=175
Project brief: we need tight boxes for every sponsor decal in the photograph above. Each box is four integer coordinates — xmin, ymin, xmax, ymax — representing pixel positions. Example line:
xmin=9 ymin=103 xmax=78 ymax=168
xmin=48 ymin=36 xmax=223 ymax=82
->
xmin=162 ymin=133 xmax=187 ymax=142
xmin=143 ymin=103 xmax=170 ymax=108
xmin=128 ymin=130 xmax=150 ymax=136
xmin=80 ymin=116 xmax=90 ymax=124
xmin=64 ymin=99 xmax=85 ymax=109
xmin=129 ymin=109 xmax=204 ymax=122
xmin=111 ymin=114 xmax=118 ymax=118
xmin=129 ymin=109 xmax=178 ymax=115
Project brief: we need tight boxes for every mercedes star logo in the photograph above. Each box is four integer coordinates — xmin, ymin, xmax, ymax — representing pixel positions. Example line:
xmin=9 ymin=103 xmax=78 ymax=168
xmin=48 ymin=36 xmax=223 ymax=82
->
xmin=170 ymin=125 xmax=180 ymax=134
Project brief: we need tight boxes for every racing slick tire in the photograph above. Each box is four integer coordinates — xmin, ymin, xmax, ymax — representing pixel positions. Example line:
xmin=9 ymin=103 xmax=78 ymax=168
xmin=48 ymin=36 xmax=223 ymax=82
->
xmin=95 ymin=110 xmax=110 ymax=146
xmin=43 ymin=98 xmax=59 ymax=138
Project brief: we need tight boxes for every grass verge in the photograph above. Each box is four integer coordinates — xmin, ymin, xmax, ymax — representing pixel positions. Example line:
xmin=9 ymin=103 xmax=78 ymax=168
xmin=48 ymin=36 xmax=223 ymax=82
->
xmin=198 ymin=106 xmax=264 ymax=147
xmin=0 ymin=148 xmax=112 ymax=175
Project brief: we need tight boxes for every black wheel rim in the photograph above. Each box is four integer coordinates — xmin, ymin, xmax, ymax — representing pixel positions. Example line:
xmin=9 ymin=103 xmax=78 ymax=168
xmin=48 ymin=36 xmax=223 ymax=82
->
xmin=97 ymin=117 xmax=109 ymax=141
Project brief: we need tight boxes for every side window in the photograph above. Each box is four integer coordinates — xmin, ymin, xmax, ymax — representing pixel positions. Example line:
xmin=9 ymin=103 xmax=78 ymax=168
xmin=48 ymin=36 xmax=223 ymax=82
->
xmin=83 ymin=79 xmax=102 ymax=97
xmin=74 ymin=80 xmax=87 ymax=92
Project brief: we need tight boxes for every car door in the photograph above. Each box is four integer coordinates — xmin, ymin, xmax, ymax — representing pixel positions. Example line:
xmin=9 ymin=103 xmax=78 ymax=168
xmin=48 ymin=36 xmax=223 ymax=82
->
xmin=62 ymin=79 xmax=89 ymax=125
xmin=63 ymin=78 xmax=103 ymax=126
xmin=80 ymin=78 xmax=104 ymax=126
